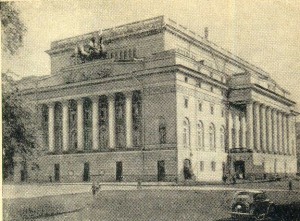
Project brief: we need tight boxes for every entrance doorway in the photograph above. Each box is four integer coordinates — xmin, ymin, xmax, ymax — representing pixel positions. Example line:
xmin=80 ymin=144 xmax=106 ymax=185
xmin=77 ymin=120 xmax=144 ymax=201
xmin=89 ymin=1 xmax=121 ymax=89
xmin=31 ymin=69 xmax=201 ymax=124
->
xmin=234 ymin=161 xmax=245 ymax=179
xmin=83 ymin=162 xmax=90 ymax=182
xmin=116 ymin=161 xmax=123 ymax=182
xmin=183 ymin=159 xmax=192 ymax=180
xmin=157 ymin=160 xmax=166 ymax=181
xmin=54 ymin=164 xmax=60 ymax=182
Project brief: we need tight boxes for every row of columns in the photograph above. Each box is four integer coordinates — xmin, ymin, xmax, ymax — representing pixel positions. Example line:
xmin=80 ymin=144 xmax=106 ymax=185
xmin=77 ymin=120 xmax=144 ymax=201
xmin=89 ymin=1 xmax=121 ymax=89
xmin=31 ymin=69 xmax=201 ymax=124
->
xmin=228 ymin=102 xmax=295 ymax=156
xmin=47 ymin=92 xmax=135 ymax=153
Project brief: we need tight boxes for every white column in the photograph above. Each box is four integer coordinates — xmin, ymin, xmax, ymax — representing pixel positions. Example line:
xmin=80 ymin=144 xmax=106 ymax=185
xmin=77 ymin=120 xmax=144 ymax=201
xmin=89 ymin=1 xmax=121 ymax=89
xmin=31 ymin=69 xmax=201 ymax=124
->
xmin=277 ymin=111 xmax=282 ymax=154
xmin=77 ymin=98 xmax=84 ymax=151
xmin=266 ymin=107 xmax=272 ymax=153
xmin=260 ymin=105 xmax=266 ymax=153
xmin=229 ymin=112 xmax=236 ymax=149
xmin=62 ymin=101 xmax=69 ymax=152
xmin=48 ymin=103 xmax=55 ymax=153
xmin=125 ymin=91 xmax=133 ymax=148
xmin=241 ymin=114 xmax=246 ymax=148
xmin=108 ymin=94 xmax=116 ymax=149
xmin=289 ymin=116 xmax=295 ymax=155
xmin=286 ymin=115 xmax=290 ymax=155
xmin=246 ymin=102 xmax=254 ymax=149
xmin=228 ymin=109 xmax=233 ymax=150
xmin=254 ymin=103 xmax=261 ymax=152
xmin=282 ymin=113 xmax=287 ymax=154
xmin=272 ymin=110 xmax=278 ymax=153
xmin=91 ymin=96 xmax=99 ymax=151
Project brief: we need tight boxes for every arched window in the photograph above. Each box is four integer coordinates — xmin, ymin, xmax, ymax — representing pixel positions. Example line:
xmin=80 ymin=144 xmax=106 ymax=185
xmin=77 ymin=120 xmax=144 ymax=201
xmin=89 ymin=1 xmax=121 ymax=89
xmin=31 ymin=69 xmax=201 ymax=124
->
xmin=220 ymin=126 xmax=225 ymax=151
xmin=209 ymin=123 xmax=216 ymax=151
xmin=183 ymin=118 xmax=190 ymax=148
xmin=159 ymin=117 xmax=166 ymax=144
xmin=197 ymin=121 xmax=204 ymax=150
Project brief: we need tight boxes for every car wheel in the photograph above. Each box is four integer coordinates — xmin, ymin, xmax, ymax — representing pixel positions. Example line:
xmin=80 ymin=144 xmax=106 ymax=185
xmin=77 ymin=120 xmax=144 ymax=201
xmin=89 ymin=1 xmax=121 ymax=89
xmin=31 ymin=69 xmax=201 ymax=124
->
xmin=233 ymin=203 xmax=246 ymax=213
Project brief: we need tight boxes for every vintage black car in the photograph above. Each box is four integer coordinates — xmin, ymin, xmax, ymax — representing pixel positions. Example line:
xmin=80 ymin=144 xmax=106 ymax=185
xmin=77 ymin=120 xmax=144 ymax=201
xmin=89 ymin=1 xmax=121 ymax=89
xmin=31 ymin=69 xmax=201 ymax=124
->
xmin=230 ymin=190 xmax=275 ymax=221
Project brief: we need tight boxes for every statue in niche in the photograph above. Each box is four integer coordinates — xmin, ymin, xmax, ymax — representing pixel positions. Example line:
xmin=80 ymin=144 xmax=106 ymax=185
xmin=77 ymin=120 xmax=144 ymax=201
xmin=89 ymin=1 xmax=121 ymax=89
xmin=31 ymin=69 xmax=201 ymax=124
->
xmin=71 ymin=30 xmax=107 ymax=63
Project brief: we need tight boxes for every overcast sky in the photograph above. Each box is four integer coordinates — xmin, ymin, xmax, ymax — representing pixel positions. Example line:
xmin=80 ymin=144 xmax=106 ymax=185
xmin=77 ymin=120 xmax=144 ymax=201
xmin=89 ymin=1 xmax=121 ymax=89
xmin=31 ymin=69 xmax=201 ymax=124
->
xmin=2 ymin=0 xmax=300 ymax=110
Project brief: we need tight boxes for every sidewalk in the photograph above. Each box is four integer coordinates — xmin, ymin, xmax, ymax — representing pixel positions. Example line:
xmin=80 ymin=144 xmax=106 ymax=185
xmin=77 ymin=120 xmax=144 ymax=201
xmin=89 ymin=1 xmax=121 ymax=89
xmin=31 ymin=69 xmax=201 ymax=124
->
xmin=3 ymin=181 xmax=299 ymax=199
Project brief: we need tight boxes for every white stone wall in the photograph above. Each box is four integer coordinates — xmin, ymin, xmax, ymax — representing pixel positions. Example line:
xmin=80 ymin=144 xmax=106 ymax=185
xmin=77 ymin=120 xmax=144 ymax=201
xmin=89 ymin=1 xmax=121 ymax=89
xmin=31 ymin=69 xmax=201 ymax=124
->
xmin=176 ymin=72 xmax=227 ymax=182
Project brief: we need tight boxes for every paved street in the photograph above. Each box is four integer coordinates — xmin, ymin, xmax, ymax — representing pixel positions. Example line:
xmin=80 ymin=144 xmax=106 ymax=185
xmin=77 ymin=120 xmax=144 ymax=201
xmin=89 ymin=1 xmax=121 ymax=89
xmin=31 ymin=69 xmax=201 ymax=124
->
xmin=3 ymin=180 xmax=300 ymax=199
xmin=3 ymin=181 xmax=300 ymax=221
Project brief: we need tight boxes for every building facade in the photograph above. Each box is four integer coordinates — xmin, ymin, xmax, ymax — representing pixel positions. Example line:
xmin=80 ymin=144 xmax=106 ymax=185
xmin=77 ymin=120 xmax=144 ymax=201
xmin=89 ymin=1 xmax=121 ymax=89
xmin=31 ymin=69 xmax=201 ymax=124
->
xmin=15 ymin=16 xmax=298 ymax=183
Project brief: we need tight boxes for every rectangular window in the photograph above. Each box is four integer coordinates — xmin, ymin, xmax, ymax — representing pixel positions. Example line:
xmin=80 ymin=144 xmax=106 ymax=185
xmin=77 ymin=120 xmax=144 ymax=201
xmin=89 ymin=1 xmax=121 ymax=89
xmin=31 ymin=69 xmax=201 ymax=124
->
xmin=197 ymin=81 xmax=202 ymax=88
xmin=200 ymin=161 xmax=204 ymax=172
xmin=210 ymin=86 xmax=214 ymax=92
xmin=198 ymin=102 xmax=202 ymax=111
xmin=210 ymin=105 xmax=214 ymax=115
xmin=211 ymin=161 xmax=216 ymax=172
xmin=184 ymin=98 xmax=188 ymax=108
xmin=184 ymin=76 xmax=188 ymax=83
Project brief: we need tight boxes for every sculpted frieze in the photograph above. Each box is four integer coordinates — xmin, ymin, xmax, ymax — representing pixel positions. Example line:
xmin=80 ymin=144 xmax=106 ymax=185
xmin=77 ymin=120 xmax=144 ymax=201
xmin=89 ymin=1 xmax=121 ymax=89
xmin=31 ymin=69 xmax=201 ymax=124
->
xmin=64 ymin=68 xmax=111 ymax=84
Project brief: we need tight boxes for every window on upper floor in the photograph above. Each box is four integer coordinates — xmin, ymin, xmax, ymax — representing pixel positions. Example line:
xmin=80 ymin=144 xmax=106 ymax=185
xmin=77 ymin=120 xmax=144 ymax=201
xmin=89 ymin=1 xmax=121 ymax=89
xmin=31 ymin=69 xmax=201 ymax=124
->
xmin=196 ymin=81 xmax=202 ymax=88
xmin=184 ymin=76 xmax=188 ymax=83
xmin=221 ymin=108 xmax=225 ymax=117
xmin=183 ymin=118 xmax=190 ymax=148
xmin=159 ymin=117 xmax=167 ymax=144
xmin=209 ymin=123 xmax=216 ymax=151
xmin=200 ymin=161 xmax=204 ymax=172
xmin=220 ymin=126 xmax=225 ymax=151
xmin=197 ymin=121 xmax=204 ymax=150
xmin=211 ymin=161 xmax=216 ymax=172
xmin=210 ymin=105 xmax=214 ymax=115
xmin=198 ymin=102 xmax=202 ymax=112
xmin=184 ymin=98 xmax=189 ymax=108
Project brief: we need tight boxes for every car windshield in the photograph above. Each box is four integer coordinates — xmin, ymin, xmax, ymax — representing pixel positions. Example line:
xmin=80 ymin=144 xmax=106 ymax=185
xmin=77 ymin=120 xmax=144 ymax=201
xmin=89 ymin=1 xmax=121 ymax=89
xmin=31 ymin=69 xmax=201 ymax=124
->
xmin=254 ymin=193 xmax=267 ymax=201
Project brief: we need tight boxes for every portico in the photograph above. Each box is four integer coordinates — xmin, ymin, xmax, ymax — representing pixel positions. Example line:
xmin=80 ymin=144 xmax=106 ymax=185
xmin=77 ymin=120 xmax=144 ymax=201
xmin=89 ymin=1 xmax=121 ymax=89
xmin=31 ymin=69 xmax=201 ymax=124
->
xmin=45 ymin=90 xmax=142 ymax=153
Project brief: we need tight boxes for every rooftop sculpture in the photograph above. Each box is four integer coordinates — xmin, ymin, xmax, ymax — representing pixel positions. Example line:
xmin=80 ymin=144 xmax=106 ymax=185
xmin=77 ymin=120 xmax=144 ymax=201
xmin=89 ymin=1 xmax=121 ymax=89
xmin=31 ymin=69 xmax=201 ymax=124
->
xmin=71 ymin=30 xmax=107 ymax=64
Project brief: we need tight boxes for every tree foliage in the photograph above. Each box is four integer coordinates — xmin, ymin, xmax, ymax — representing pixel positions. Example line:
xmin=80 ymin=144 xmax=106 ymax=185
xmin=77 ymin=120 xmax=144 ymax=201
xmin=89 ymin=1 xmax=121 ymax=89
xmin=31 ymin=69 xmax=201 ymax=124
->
xmin=2 ymin=72 xmax=37 ymax=180
xmin=1 ymin=2 xmax=27 ymax=55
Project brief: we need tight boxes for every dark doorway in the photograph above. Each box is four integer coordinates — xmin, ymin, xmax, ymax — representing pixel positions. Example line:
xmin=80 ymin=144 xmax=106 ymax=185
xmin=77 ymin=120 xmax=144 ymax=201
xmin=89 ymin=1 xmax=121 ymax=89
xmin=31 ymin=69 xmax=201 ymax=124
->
xmin=157 ymin=160 xmax=166 ymax=181
xmin=54 ymin=164 xmax=60 ymax=182
xmin=20 ymin=170 xmax=26 ymax=182
xmin=183 ymin=159 xmax=192 ymax=180
xmin=234 ymin=161 xmax=245 ymax=179
xmin=83 ymin=162 xmax=90 ymax=182
xmin=116 ymin=161 xmax=123 ymax=181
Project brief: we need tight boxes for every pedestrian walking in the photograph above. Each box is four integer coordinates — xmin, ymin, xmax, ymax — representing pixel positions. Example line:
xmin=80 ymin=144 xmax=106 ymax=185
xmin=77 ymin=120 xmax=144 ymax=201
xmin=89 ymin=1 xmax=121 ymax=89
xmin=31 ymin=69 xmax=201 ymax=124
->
xmin=232 ymin=175 xmax=236 ymax=185
xmin=288 ymin=179 xmax=293 ymax=191
xmin=92 ymin=181 xmax=98 ymax=196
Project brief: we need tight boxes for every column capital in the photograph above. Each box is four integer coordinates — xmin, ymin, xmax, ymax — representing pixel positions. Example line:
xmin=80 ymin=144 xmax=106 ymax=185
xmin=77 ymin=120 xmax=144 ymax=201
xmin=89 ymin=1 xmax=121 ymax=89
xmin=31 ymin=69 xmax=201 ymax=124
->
xmin=75 ymin=97 xmax=84 ymax=104
xmin=90 ymin=95 xmax=99 ymax=103
xmin=107 ymin=93 xmax=115 ymax=100
xmin=48 ymin=102 xmax=55 ymax=108
xmin=124 ymin=91 xmax=133 ymax=98
xmin=61 ymin=100 xmax=69 ymax=106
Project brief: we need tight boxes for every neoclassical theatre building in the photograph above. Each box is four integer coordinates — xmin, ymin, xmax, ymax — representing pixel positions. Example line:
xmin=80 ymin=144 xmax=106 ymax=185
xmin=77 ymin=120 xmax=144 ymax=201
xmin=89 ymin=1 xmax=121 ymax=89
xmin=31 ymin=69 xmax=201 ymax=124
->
xmin=16 ymin=16 xmax=298 ymax=183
